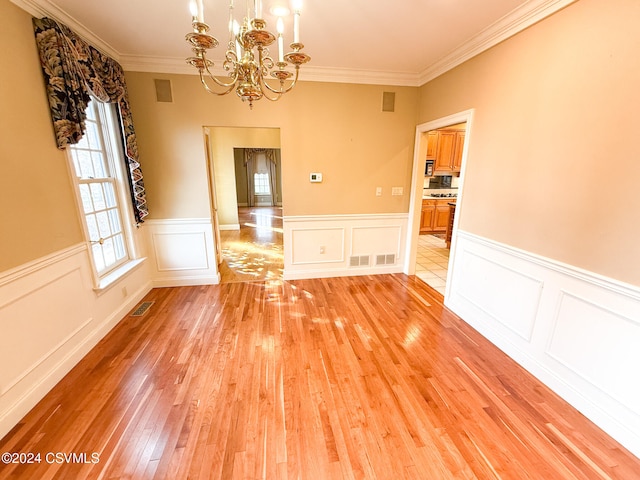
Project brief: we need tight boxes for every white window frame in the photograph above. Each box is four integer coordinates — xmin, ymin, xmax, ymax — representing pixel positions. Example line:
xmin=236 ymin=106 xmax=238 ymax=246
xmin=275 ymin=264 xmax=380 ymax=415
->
xmin=66 ymin=99 xmax=142 ymax=290
xmin=254 ymin=172 xmax=271 ymax=195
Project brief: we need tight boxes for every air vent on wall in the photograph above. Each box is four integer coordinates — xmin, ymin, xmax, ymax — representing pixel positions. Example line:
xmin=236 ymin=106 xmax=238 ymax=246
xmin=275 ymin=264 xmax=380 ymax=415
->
xmin=382 ymin=91 xmax=395 ymax=112
xmin=154 ymin=79 xmax=173 ymax=103
xmin=349 ymin=255 xmax=370 ymax=267
xmin=376 ymin=254 xmax=396 ymax=265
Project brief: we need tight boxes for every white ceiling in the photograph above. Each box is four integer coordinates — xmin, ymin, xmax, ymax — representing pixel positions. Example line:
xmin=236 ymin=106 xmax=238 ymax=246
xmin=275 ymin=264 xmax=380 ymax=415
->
xmin=15 ymin=0 xmax=575 ymax=86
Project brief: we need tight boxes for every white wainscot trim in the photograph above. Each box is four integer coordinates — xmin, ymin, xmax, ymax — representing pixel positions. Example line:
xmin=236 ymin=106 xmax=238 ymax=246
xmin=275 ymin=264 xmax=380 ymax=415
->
xmin=143 ymin=218 xmax=219 ymax=287
xmin=283 ymin=214 xmax=408 ymax=280
xmin=0 ymin=244 xmax=152 ymax=439
xmin=446 ymin=230 xmax=640 ymax=458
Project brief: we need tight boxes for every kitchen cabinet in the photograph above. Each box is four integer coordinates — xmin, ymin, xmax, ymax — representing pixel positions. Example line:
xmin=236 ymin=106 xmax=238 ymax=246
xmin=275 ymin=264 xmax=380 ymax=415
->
xmin=445 ymin=202 xmax=456 ymax=248
xmin=433 ymin=203 xmax=451 ymax=231
xmin=433 ymin=129 xmax=465 ymax=173
xmin=420 ymin=198 xmax=455 ymax=233
xmin=420 ymin=200 xmax=436 ymax=233
xmin=426 ymin=131 xmax=438 ymax=160
xmin=453 ymin=131 xmax=465 ymax=171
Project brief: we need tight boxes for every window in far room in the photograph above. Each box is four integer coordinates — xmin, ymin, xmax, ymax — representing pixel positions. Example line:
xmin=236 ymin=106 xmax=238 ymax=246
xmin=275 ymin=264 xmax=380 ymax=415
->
xmin=254 ymin=172 xmax=271 ymax=195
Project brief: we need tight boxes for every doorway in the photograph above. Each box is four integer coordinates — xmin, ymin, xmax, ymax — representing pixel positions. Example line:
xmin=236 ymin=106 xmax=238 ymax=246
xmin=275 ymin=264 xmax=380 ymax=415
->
xmin=205 ymin=127 xmax=284 ymax=284
xmin=217 ymin=205 xmax=283 ymax=283
xmin=404 ymin=110 xmax=474 ymax=300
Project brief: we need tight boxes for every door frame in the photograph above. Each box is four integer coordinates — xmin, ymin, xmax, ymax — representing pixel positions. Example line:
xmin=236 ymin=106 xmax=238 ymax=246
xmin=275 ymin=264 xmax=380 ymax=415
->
xmin=203 ymin=127 xmax=223 ymax=266
xmin=403 ymin=109 xmax=474 ymax=300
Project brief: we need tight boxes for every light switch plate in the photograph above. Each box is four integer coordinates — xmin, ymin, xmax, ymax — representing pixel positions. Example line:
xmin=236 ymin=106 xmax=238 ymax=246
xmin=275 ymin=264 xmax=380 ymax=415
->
xmin=391 ymin=186 xmax=403 ymax=196
xmin=310 ymin=172 xmax=323 ymax=183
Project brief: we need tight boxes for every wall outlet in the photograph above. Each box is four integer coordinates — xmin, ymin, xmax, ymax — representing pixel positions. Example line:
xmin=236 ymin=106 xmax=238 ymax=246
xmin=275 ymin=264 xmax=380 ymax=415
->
xmin=320 ymin=246 xmax=326 ymax=254
xmin=121 ymin=286 xmax=128 ymax=298
xmin=376 ymin=187 xmax=382 ymax=196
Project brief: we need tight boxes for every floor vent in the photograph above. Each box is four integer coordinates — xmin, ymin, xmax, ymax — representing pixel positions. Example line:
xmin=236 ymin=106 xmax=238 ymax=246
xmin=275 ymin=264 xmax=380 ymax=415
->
xmin=131 ymin=301 xmax=154 ymax=317
xmin=349 ymin=255 xmax=370 ymax=267
xmin=376 ymin=253 xmax=396 ymax=265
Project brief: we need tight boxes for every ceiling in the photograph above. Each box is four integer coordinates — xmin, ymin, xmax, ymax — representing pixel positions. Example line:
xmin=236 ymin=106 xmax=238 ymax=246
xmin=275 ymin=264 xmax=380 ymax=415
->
xmin=15 ymin=0 xmax=574 ymax=86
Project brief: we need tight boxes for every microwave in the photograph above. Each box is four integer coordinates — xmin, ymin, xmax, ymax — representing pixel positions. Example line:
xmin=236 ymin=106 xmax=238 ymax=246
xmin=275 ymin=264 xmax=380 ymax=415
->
xmin=425 ymin=160 xmax=434 ymax=176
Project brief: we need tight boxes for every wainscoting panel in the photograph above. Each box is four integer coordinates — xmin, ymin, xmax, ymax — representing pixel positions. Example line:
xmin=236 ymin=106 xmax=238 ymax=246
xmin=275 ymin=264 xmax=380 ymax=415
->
xmin=547 ymin=291 xmax=640 ymax=415
xmin=0 ymin=244 xmax=151 ymax=440
xmin=457 ymin=249 xmax=543 ymax=341
xmin=447 ymin=230 xmax=640 ymax=457
xmin=144 ymin=219 xmax=219 ymax=286
xmin=352 ymin=225 xmax=402 ymax=257
xmin=153 ymin=232 xmax=209 ymax=271
xmin=284 ymin=214 xmax=408 ymax=279
xmin=0 ymin=266 xmax=90 ymax=397
xmin=291 ymin=228 xmax=345 ymax=264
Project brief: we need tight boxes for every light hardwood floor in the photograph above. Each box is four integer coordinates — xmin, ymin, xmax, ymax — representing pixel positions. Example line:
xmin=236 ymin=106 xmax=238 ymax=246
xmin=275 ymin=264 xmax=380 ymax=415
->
xmin=218 ymin=207 xmax=283 ymax=284
xmin=1 ymin=275 xmax=639 ymax=479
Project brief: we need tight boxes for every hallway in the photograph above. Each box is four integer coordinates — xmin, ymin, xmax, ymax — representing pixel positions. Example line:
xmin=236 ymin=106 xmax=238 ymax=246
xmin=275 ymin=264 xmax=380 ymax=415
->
xmin=218 ymin=207 xmax=284 ymax=283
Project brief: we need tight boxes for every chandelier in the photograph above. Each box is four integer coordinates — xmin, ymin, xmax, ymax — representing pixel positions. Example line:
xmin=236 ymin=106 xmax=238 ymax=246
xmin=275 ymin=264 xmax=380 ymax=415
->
xmin=185 ymin=0 xmax=311 ymax=108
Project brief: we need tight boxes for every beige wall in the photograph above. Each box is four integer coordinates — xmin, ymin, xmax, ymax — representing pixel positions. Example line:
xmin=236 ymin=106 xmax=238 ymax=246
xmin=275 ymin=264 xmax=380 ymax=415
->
xmin=208 ymin=127 xmax=280 ymax=226
xmin=0 ymin=1 xmax=83 ymax=272
xmin=124 ymin=72 xmax=418 ymax=218
xmin=418 ymin=0 xmax=640 ymax=286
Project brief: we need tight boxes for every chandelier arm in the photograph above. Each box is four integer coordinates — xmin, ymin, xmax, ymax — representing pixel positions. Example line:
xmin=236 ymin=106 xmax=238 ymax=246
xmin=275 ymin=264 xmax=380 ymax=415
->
xmin=201 ymin=59 xmax=240 ymax=90
xmin=260 ymin=87 xmax=284 ymax=102
xmin=261 ymin=66 xmax=300 ymax=96
xmin=199 ymin=70 xmax=236 ymax=96
xmin=253 ymin=49 xmax=284 ymax=102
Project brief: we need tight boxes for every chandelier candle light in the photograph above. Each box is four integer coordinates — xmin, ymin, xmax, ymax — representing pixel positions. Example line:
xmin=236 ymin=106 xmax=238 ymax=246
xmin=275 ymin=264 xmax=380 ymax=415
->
xmin=185 ymin=0 xmax=310 ymax=108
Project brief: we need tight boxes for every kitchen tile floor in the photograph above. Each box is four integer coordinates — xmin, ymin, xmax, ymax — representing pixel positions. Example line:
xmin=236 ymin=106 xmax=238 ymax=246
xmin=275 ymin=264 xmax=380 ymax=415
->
xmin=416 ymin=234 xmax=450 ymax=296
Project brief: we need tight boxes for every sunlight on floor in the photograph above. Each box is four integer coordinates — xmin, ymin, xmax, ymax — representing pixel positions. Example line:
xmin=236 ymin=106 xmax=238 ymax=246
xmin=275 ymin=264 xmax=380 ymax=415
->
xmin=243 ymin=222 xmax=284 ymax=233
xmin=219 ymin=207 xmax=284 ymax=284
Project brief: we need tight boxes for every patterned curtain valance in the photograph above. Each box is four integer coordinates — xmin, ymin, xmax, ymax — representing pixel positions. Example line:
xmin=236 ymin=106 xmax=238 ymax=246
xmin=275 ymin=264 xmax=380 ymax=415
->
xmin=244 ymin=148 xmax=276 ymax=166
xmin=32 ymin=17 xmax=148 ymax=223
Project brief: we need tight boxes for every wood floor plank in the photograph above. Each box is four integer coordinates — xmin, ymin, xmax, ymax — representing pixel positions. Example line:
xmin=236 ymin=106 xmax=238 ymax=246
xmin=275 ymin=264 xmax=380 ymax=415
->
xmin=1 ymin=275 xmax=639 ymax=479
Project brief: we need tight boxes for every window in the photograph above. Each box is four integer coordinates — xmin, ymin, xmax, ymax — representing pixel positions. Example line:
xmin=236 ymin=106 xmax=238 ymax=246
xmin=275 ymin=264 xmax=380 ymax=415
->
xmin=254 ymin=172 xmax=271 ymax=195
xmin=67 ymin=100 xmax=133 ymax=279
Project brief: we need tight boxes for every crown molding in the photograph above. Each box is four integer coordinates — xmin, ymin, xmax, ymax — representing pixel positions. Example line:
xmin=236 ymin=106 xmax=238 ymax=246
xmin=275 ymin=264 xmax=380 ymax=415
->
xmin=263 ymin=65 xmax=422 ymax=87
xmin=10 ymin=0 xmax=121 ymax=61
xmin=418 ymin=0 xmax=578 ymax=85
xmin=13 ymin=0 xmax=577 ymax=87
xmin=119 ymin=55 xmax=423 ymax=87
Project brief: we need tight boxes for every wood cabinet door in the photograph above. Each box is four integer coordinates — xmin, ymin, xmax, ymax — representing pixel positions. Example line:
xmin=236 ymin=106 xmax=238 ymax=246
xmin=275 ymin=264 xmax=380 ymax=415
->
xmin=453 ymin=131 xmax=465 ymax=172
xmin=426 ymin=131 xmax=438 ymax=160
xmin=434 ymin=131 xmax=456 ymax=172
xmin=420 ymin=201 xmax=436 ymax=232
xmin=433 ymin=203 xmax=450 ymax=232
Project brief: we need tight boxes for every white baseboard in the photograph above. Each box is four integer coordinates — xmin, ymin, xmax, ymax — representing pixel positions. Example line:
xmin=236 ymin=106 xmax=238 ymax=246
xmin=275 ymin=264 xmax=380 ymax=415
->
xmin=284 ymin=265 xmax=403 ymax=280
xmin=152 ymin=275 xmax=220 ymax=287
xmin=447 ymin=230 xmax=640 ymax=458
xmin=219 ymin=224 xmax=240 ymax=231
xmin=0 ymin=245 xmax=152 ymax=439
xmin=283 ymin=213 xmax=408 ymax=280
